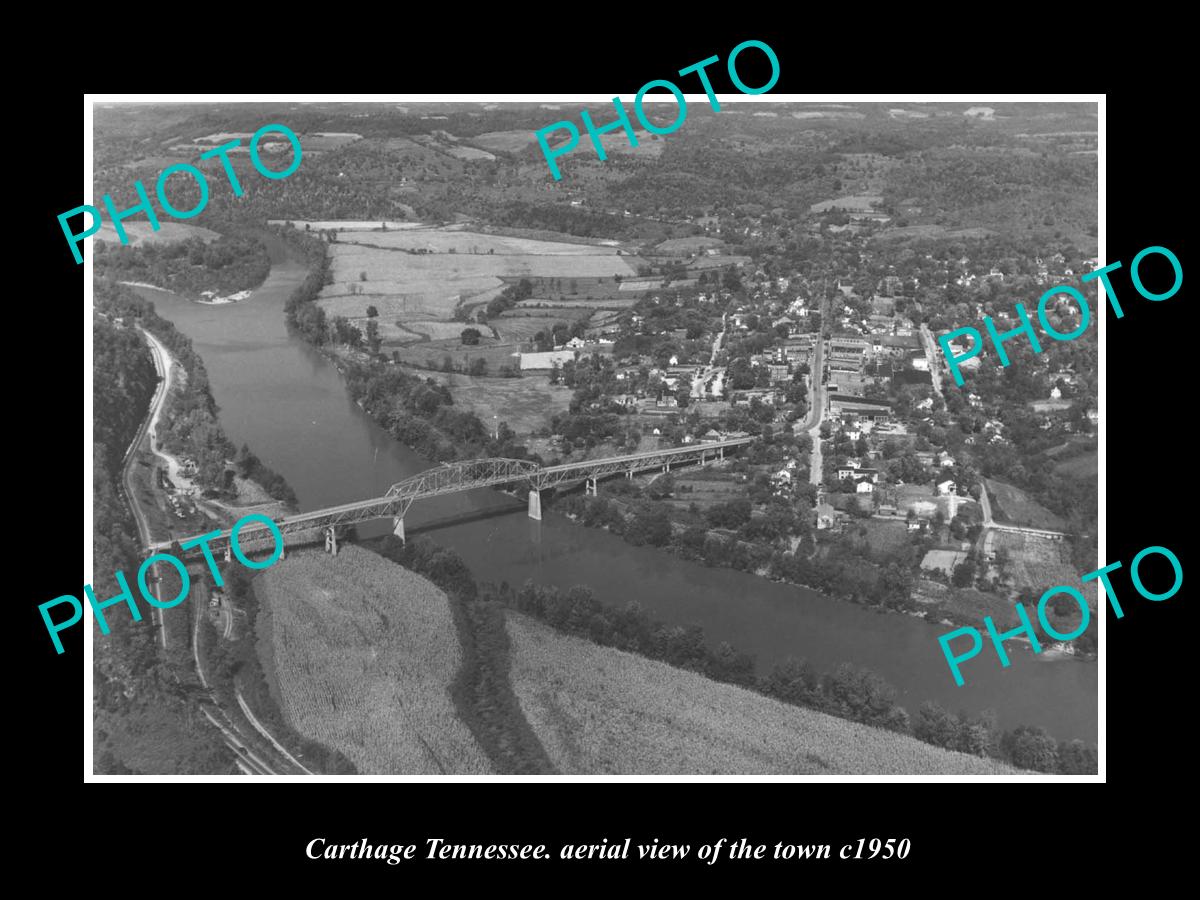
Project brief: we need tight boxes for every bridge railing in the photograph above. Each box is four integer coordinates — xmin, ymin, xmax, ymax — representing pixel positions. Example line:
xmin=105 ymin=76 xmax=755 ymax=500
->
xmin=151 ymin=439 xmax=754 ymax=553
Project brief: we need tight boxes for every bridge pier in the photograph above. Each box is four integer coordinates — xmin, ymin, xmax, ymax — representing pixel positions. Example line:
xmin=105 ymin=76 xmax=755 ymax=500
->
xmin=585 ymin=477 xmax=597 ymax=497
xmin=528 ymin=489 xmax=542 ymax=521
xmin=223 ymin=544 xmax=232 ymax=563
xmin=324 ymin=526 xmax=338 ymax=556
xmin=626 ymin=469 xmax=633 ymax=480
xmin=393 ymin=515 xmax=406 ymax=545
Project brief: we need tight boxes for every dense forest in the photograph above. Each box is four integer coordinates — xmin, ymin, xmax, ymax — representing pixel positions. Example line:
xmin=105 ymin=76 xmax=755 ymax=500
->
xmin=91 ymin=315 xmax=235 ymax=775
xmin=95 ymin=234 xmax=270 ymax=298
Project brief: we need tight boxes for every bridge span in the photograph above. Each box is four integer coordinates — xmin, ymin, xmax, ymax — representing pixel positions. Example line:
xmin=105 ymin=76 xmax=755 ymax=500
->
xmin=150 ymin=437 xmax=753 ymax=558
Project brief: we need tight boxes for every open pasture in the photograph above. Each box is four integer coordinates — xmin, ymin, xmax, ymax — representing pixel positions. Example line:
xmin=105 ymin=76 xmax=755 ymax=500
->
xmin=429 ymin=372 xmax=574 ymax=434
xmin=336 ymin=227 xmax=629 ymax=257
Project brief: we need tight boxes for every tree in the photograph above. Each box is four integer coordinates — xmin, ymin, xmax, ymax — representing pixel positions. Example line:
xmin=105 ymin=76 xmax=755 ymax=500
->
xmin=365 ymin=319 xmax=381 ymax=355
xmin=366 ymin=305 xmax=378 ymax=318
xmin=359 ymin=271 xmax=368 ymax=282
xmin=468 ymin=358 xmax=488 ymax=376
xmin=1005 ymin=726 xmax=1059 ymax=772
xmin=952 ymin=559 xmax=976 ymax=587
xmin=460 ymin=327 xmax=482 ymax=346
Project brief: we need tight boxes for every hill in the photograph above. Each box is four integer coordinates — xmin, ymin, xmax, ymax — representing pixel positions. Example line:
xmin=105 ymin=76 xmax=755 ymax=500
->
xmin=254 ymin=545 xmax=491 ymax=774
xmin=505 ymin=612 xmax=1017 ymax=775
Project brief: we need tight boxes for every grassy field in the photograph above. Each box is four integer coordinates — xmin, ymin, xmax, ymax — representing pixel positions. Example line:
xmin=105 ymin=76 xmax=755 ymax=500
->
xmin=667 ymin=475 xmax=744 ymax=510
xmin=653 ymin=236 xmax=726 ymax=255
xmin=95 ymin=220 xmax=221 ymax=246
xmin=319 ymin=231 xmax=636 ymax=326
xmin=1053 ymin=450 xmax=1097 ymax=481
xmin=469 ymin=131 xmax=541 ymax=154
xmin=842 ymin=518 xmax=910 ymax=556
xmin=994 ymin=532 xmax=1087 ymax=601
xmin=254 ymin=545 xmax=491 ymax=774
xmin=505 ymin=613 xmax=1016 ymax=775
xmin=429 ymin=372 xmax=574 ymax=434
xmin=337 ymin=228 xmax=627 ymax=257
xmin=985 ymin=478 xmax=1067 ymax=530
xmin=398 ymin=320 xmax=472 ymax=341
xmin=492 ymin=311 xmax=590 ymax=343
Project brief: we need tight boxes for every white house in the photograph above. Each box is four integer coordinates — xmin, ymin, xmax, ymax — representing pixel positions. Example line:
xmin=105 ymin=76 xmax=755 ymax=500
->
xmin=937 ymin=479 xmax=957 ymax=496
xmin=855 ymin=480 xmax=875 ymax=494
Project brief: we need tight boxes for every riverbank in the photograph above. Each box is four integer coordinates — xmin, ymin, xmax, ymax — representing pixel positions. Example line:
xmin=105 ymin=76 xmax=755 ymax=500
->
xmin=139 ymin=228 xmax=1097 ymax=744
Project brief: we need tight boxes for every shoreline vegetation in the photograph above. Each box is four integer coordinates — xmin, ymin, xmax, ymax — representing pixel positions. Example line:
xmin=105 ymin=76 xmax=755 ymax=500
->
xmin=359 ymin=534 xmax=1092 ymax=774
xmin=93 ymin=278 xmax=323 ymax=774
xmin=267 ymin=226 xmax=1094 ymax=773
xmin=96 ymin=232 xmax=270 ymax=302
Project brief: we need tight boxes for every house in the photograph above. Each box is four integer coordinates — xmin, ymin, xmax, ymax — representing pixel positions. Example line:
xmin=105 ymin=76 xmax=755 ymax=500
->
xmin=938 ymin=453 xmax=956 ymax=468
xmin=816 ymin=502 xmax=837 ymax=530
xmin=936 ymin=479 xmax=957 ymax=496
xmin=855 ymin=479 xmax=875 ymax=494
xmin=564 ymin=336 xmax=587 ymax=349
xmin=612 ymin=394 xmax=638 ymax=409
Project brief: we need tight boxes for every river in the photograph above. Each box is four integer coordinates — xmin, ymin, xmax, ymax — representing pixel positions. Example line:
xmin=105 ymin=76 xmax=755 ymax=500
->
xmin=130 ymin=233 xmax=1098 ymax=742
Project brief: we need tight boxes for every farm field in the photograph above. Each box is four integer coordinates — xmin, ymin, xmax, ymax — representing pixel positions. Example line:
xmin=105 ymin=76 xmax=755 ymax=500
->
xmin=253 ymin=545 xmax=491 ymax=775
xmin=985 ymin=478 xmax=1068 ymax=531
xmin=653 ymin=236 xmax=725 ymax=255
xmin=428 ymin=373 xmax=574 ymax=435
xmin=318 ymin=227 xmax=636 ymax=328
xmin=398 ymin=320 xmax=472 ymax=341
xmin=336 ymin=228 xmax=627 ymax=257
xmin=493 ymin=311 xmax=591 ymax=342
xmin=505 ymin=613 xmax=1017 ymax=775
xmin=468 ymin=131 xmax=541 ymax=154
xmin=394 ymin=341 xmax=521 ymax=376
xmin=95 ymin=220 xmax=221 ymax=246
xmin=269 ymin=220 xmax=425 ymax=231
xmin=686 ymin=255 xmax=752 ymax=271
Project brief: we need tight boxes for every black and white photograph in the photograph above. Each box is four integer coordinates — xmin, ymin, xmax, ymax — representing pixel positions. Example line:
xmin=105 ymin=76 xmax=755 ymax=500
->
xmin=81 ymin=95 xmax=1104 ymax=780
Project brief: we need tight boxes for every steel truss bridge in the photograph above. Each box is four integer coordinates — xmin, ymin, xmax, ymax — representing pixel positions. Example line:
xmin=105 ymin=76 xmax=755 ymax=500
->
xmin=150 ymin=437 xmax=753 ymax=558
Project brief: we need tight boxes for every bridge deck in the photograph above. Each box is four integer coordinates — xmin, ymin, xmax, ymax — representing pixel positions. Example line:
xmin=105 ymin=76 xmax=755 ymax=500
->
xmin=149 ymin=438 xmax=753 ymax=554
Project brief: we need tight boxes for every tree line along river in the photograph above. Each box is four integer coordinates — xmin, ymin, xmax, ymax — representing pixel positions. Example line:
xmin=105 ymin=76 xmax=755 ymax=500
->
xmin=127 ymin=232 xmax=1098 ymax=743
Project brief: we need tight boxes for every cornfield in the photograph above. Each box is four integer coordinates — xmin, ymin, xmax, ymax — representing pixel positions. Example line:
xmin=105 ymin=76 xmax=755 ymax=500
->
xmin=505 ymin=612 xmax=1018 ymax=776
xmin=254 ymin=545 xmax=490 ymax=774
